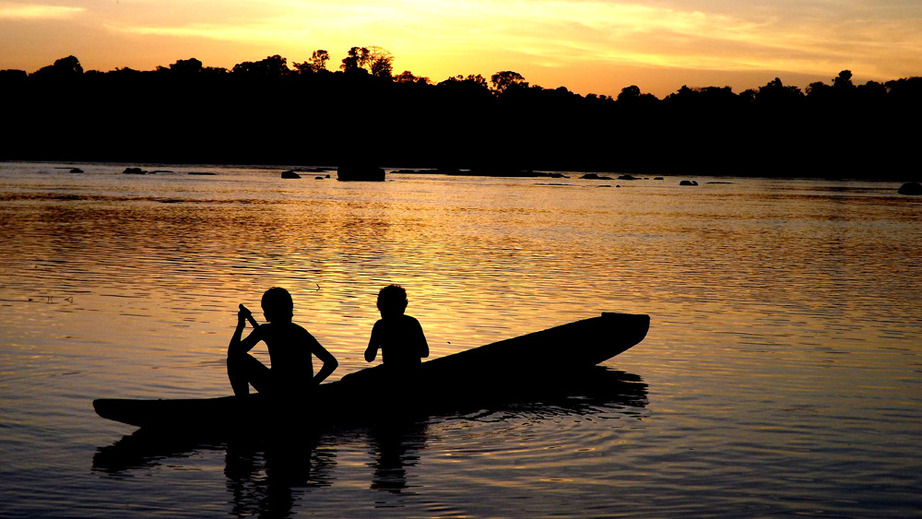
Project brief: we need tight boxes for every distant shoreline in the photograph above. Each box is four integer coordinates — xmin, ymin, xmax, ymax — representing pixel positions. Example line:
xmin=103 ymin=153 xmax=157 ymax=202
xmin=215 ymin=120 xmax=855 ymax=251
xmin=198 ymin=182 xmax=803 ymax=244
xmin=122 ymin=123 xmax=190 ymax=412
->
xmin=4 ymin=59 xmax=920 ymax=183
xmin=3 ymin=160 xmax=916 ymax=183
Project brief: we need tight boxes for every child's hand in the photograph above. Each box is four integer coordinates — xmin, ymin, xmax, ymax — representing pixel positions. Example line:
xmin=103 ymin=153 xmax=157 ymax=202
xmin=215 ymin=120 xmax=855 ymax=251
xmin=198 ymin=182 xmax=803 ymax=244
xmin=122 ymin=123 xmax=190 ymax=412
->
xmin=238 ymin=304 xmax=252 ymax=323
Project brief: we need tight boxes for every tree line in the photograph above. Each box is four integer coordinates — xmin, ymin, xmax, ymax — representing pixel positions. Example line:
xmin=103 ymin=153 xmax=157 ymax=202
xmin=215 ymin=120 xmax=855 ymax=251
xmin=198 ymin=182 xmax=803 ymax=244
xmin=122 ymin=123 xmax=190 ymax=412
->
xmin=2 ymin=51 xmax=920 ymax=178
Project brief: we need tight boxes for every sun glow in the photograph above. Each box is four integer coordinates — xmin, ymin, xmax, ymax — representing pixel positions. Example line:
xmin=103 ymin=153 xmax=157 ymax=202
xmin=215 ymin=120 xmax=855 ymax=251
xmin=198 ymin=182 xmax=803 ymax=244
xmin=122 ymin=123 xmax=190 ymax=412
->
xmin=2 ymin=0 xmax=921 ymax=97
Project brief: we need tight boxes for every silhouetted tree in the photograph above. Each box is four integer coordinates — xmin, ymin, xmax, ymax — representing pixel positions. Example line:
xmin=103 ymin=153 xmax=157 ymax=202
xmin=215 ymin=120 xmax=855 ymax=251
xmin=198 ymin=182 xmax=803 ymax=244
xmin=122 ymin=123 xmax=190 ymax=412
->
xmin=394 ymin=70 xmax=430 ymax=84
xmin=169 ymin=58 xmax=203 ymax=74
xmin=883 ymin=76 xmax=922 ymax=110
xmin=438 ymin=74 xmax=489 ymax=91
xmin=617 ymin=85 xmax=642 ymax=101
xmin=341 ymin=47 xmax=369 ymax=72
xmin=366 ymin=47 xmax=394 ymax=79
xmin=857 ymin=80 xmax=886 ymax=98
xmin=31 ymin=55 xmax=83 ymax=79
xmin=311 ymin=49 xmax=331 ymax=72
xmin=6 ymin=53 xmax=922 ymax=178
xmin=340 ymin=46 xmax=393 ymax=78
xmin=490 ymin=71 xmax=527 ymax=94
xmin=232 ymin=55 xmax=290 ymax=78
xmin=295 ymin=50 xmax=330 ymax=74
xmin=0 ymin=69 xmax=27 ymax=85
xmin=806 ymin=80 xmax=832 ymax=98
xmin=664 ymin=85 xmax=696 ymax=103
xmin=664 ymin=85 xmax=738 ymax=111
xmin=807 ymin=70 xmax=871 ymax=106
xmin=833 ymin=70 xmax=855 ymax=90
xmin=466 ymin=74 xmax=488 ymax=90
xmin=755 ymin=77 xmax=804 ymax=105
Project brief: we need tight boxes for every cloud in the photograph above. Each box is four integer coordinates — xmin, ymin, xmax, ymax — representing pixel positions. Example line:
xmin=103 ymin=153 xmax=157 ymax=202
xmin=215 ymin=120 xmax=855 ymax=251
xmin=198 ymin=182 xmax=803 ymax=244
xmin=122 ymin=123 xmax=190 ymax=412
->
xmin=0 ymin=2 xmax=85 ymax=19
xmin=469 ymin=0 xmax=922 ymax=77
xmin=65 ymin=0 xmax=922 ymax=85
xmin=104 ymin=22 xmax=291 ymax=43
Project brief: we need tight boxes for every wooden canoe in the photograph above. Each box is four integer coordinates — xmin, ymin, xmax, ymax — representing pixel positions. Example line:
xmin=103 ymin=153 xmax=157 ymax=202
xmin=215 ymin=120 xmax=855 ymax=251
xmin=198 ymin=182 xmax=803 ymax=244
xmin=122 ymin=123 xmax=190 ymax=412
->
xmin=94 ymin=312 xmax=649 ymax=430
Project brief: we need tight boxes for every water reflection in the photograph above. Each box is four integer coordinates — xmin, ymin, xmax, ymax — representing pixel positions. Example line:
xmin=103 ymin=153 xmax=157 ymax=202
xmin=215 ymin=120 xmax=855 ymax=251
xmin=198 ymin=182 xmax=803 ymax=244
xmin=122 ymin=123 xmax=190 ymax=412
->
xmin=6 ymin=164 xmax=920 ymax=516
xmin=224 ymin=430 xmax=334 ymax=518
xmin=93 ymin=428 xmax=335 ymax=518
xmin=368 ymin=420 xmax=428 ymax=494
xmin=93 ymin=367 xmax=647 ymax=513
xmin=92 ymin=430 xmax=217 ymax=473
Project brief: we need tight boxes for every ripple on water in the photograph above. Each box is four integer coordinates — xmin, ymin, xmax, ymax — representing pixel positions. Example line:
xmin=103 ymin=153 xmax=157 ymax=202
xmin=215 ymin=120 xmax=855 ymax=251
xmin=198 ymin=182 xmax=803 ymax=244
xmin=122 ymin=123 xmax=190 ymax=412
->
xmin=1 ymin=166 xmax=921 ymax=516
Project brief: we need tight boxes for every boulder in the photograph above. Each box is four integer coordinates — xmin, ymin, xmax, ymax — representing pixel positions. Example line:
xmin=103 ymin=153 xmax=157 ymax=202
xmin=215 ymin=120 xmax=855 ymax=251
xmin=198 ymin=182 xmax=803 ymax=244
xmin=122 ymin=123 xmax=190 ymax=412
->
xmin=897 ymin=182 xmax=922 ymax=195
xmin=281 ymin=170 xmax=302 ymax=179
xmin=337 ymin=164 xmax=385 ymax=181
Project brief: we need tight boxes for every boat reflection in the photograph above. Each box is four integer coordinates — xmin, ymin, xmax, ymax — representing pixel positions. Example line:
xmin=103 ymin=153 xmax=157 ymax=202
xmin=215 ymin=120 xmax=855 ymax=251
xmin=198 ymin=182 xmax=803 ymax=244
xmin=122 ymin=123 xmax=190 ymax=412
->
xmin=93 ymin=427 xmax=336 ymax=518
xmin=444 ymin=366 xmax=648 ymax=419
xmin=93 ymin=367 xmax=646 ymax=512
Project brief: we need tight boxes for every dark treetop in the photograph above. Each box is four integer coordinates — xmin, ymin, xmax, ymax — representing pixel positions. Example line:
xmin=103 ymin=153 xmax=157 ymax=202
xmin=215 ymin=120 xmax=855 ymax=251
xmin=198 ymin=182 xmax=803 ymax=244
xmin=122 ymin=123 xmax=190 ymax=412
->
xmin=3 ymin=55 xmax=921 ymax=179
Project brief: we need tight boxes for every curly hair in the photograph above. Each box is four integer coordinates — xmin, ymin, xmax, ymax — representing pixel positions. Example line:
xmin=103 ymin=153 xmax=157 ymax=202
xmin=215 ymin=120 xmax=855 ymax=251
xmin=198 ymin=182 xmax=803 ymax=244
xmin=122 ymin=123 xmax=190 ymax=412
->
xmin=377 ymin=284 xmax=408 ymax=312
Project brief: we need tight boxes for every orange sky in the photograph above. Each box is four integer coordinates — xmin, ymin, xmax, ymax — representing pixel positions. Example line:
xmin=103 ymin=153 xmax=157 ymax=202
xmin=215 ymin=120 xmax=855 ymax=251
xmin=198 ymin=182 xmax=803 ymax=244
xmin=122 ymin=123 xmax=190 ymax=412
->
xmin=2 ymin=0 xmax=921 ymax=98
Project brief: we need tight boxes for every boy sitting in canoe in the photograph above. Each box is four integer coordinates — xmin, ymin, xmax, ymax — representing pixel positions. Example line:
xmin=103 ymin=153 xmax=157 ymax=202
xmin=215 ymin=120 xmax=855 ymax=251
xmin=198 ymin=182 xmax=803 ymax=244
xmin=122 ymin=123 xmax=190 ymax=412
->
xmin=227 ymin=287 xmax=338 ymax=400
xmin=364 ymin=284 xmax=429 ymax=374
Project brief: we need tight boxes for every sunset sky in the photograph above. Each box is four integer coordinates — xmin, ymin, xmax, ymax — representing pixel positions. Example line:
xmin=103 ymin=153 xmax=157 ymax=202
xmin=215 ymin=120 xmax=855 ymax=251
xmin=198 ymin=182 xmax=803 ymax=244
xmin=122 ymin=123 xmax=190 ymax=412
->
xmin=2 ymin=0 xmax=921 ymax=98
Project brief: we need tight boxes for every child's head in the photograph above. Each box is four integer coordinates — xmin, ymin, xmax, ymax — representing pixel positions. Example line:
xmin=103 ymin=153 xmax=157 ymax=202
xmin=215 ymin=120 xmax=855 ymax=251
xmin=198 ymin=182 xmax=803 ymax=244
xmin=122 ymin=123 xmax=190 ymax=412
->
xmin=261 ymin=287 xmax=294 ymax=322
xmin=377 ymin=284 xmax=408 ymax=317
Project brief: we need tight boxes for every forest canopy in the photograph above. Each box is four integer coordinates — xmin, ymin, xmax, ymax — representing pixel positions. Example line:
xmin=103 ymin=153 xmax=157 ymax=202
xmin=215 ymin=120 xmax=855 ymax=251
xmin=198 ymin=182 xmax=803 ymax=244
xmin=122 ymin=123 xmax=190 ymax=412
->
xmin=2 ymin=52 xmax=920 ymax=178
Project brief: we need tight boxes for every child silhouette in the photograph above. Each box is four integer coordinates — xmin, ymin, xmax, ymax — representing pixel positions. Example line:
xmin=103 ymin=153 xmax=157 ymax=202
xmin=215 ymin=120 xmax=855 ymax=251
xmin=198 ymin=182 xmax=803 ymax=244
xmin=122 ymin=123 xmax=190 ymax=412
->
xmin=364 ymin=284 xmax=429 ymax=373
xmin=227 ymin=287 xmax=337 ymax=400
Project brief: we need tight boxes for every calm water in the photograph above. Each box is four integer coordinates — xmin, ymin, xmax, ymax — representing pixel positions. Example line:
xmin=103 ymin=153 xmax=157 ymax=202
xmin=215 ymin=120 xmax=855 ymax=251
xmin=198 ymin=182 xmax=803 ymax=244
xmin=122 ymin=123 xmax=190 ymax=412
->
xmin=1 ymin=162 xmax=920 ymax=517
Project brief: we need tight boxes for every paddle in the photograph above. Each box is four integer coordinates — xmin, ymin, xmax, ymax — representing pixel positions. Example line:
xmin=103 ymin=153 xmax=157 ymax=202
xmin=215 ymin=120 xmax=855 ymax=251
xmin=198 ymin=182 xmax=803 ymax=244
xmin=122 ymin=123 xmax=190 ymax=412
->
xmin=239 ymin=304 xmax=260 ymax=329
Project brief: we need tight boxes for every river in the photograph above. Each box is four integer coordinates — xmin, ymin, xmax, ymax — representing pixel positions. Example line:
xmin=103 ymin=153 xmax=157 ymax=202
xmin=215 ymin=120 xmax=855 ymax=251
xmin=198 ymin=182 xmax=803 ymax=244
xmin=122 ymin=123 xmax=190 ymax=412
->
xmin=1 ymin=162 xmax=920 ymax=517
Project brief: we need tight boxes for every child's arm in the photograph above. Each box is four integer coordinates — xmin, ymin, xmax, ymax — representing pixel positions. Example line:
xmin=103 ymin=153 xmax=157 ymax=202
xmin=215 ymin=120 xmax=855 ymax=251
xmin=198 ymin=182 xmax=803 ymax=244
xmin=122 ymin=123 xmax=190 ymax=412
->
xmin=228 ymin=305 xmax=261 ymax=356
xmin=364 ymin=322 xmax=381 ymax=362
xmin=310 ymin=342 xmax=338 ymax=386
xmin=413 ymin=317 xmax=429 ymax=359
xmin=416 ymin=321 xmax=429 ymax=359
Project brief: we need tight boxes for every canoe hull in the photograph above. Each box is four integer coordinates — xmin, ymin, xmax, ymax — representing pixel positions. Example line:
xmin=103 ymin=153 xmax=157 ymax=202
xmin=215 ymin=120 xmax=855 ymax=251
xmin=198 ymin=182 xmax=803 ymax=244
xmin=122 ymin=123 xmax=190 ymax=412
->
xmin=94 ymin=312 xmax=650 ymax=429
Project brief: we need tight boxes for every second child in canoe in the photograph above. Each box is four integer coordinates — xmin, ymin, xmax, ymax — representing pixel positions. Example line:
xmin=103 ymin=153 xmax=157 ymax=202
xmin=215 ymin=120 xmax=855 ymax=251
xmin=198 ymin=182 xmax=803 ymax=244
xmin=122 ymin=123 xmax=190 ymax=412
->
xmin=364 ymin=284 xmax=430 ymax=377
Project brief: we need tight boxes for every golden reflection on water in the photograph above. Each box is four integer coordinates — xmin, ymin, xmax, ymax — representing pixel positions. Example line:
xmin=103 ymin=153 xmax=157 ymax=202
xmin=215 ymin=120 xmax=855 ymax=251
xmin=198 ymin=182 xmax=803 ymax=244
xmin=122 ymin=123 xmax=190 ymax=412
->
xmin=3 ymin=171 xmax=920 ymax=381
xmin=2 ymin=164 xmax=922 ymax=516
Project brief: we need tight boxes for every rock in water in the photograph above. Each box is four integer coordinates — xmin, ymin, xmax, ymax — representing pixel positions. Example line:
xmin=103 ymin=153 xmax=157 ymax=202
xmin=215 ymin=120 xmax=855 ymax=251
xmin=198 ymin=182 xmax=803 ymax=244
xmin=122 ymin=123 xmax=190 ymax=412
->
xmin=897 ymin=182 xmax=922 ymax=195
xmin=337 ymin=164 xmax=385 ymax=181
